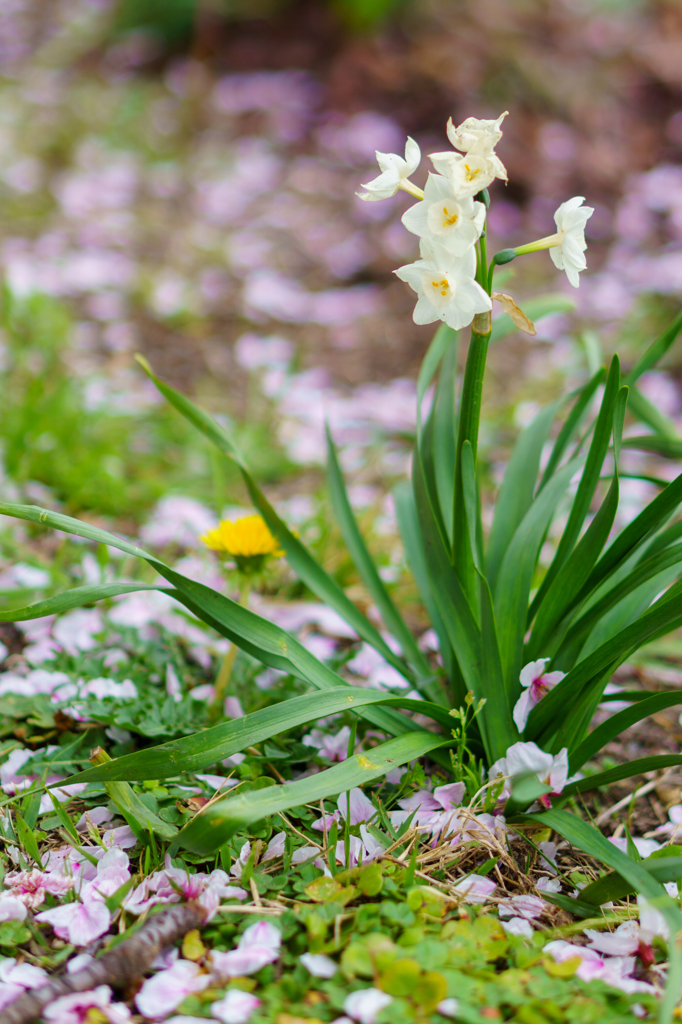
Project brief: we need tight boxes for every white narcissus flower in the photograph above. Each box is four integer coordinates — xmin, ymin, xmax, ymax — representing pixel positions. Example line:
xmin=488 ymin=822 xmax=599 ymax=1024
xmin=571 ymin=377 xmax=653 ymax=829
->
xmin=549 ymin=197 xmax=594 ymax=287
xmin=488 ymin=741 xmax=569 ymax=805
xmin=513 ymin=659 xmax=566 ymax=732
xmin=447 ymin=112 xmax=508 ymax=153
xmin=429 ymin=146 xmax=507 ymax=197
xmin=395 ymin=239 xmax=492 ymax=331
xmin=356 ymin=137 xmax=422 ymax=201
xmin=402 ymin=173 xmax=486 ymax=255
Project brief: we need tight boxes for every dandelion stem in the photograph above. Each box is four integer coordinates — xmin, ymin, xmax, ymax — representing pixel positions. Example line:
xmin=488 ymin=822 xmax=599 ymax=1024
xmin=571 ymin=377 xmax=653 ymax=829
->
xmin=211 ymin=576 xmax=251 ymax=718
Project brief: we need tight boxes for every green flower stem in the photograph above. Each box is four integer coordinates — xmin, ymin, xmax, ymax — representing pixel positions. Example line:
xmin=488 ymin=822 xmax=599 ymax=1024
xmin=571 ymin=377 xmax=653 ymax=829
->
xmin=211 ymin=575 xmax=251 ymax=719
xmin=400 ymin=180 xmax=424 ymax=200
xmin=478 ymin=230 xmax=488 ymax=292
xmin=512 ymin=232 xmax=562 ymax=256
xmin=453 ymin=314 xmax=492 ymax=605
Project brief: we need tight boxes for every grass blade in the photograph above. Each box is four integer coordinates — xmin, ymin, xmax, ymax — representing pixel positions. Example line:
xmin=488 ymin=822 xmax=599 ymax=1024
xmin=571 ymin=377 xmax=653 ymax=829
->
xmin=624 ymin=308 xmax=682 ymax=386
xmin=622 ymin=436 xmax=682 ymax=459
xmin=136 ymin=356 xmax=414 ymax=683
xmin=394 ymin=481 xmax=455 ymax=685
xmin=487 ymin=400 xmax=560 ymax=591
xmin=58 ymin=688 xmax=453 ymax=786
xmin=569 ymin=693 xmax=682 ymax=772
xmin=325 ymin=426 xmax=433 ymax=689
xmin=177 ymin=732 xmax=450 ymax=853
xmin=539 ymin=368 xmax=606 ymax=490
xmin=0 ymin=584 xmax=165 ymax=621
xmin=561 ymin=755 xmax=682 ymax=796
xmin=0 ymin=502 xmax=424 ymax=741
xmin=494 ymin=458 xmax=582 ymax=693
xmin=526 ymin=589 xmax=682 ymax=741
xmin=527 ymin=387 xmax=628 ymax=659
xmin=522 ymin=805 xmax=682 ymax=1024
xmin=529 ymin=356 xmax=621 ymax=621
xmin=580 ymin=858 xmax=682 ymax=907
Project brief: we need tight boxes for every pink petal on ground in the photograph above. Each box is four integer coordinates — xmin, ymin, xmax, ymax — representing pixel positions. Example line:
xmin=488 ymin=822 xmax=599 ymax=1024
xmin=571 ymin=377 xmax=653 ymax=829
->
xmin=0 ymin=896 xmax=28 ymax=922
xmin=501 ymin=917 xmax=534 ymax=940
xmin=338 ymin=788 xmax=376 ymax=825
xmin=210 ymin=989 xmax=261 ymax=1024
xmin=432 ymin=782 xmax=465 ymax=811
xmin=135 ymin=960 xmax=209 ymax=1019
xmin=343 ymin=988 xmax=392 ymax=1024
xmin=239 ymin=920 xmax=282 ymax=951
xmin=210 ymin=945 xmax=279 ymax=978
xmin=262 ymin=831 xmax=286 ymax=862
xmin=300 ymin=952 xmax=338 ymax=978
xmin=498 ymin=894 xmax=546 ymax=920
xmin=35 ymin=901 xmax=111 ymax=945
xmin=43 ymin=985 xmax=131 ymax=1024
xmin=584 ymin=921 xmax=640 ymax=956
xmin=451 ymin=874 xmax=496 ymax=903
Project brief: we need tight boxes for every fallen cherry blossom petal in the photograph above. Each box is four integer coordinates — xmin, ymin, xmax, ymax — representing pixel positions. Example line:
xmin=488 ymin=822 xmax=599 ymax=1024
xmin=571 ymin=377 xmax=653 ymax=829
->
xmin=300 ymin=952 xmax=338 ymax=977
xmin=210 ymin=989 xmax=261 ymax=1024
xmin=344 ymin=988 xmax=393 ymax=1024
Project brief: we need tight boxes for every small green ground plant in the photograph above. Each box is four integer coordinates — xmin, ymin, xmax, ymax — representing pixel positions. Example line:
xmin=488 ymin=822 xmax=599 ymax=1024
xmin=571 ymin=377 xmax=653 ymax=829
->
xmin=3 ymin=111 xmax=682 ymax=1017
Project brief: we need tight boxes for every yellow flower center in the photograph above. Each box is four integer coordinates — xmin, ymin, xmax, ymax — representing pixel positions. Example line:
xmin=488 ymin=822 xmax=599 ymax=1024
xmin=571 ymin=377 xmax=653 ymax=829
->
xmin=442 ymin=206 xmax=459 ymax=227
xmin=200 ymin=515 xmax=284 ymax=559
xmin=464 ymin=163 xmax=481 ymax=181
xmin=431 ymin=278 xmax=449 ymax=296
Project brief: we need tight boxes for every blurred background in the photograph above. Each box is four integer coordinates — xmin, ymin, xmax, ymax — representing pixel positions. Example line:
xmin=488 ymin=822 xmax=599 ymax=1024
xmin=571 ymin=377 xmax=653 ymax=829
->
xmin=0 ymin=0 xmax=681 ymax=532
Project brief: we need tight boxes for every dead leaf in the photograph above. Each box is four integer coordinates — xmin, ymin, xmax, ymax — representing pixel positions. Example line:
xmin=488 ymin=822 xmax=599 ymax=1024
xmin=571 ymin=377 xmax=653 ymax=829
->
xmin=492 ymin=292 xmax=536 ymax=335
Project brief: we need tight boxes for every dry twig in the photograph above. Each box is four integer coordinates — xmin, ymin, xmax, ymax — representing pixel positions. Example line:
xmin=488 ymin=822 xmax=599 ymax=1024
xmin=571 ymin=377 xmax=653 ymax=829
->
xmin=4 ymin=902 xmax=207 ymax=1024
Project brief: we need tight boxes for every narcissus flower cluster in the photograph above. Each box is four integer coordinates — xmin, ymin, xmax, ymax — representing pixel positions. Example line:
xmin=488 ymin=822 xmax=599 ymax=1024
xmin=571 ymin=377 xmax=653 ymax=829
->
xmin=358 ymin=111 xmax=594 ymax=332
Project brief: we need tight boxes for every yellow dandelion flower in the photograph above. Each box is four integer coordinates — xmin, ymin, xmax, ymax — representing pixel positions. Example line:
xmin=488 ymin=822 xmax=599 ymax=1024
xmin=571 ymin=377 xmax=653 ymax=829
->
xmin=200 ymin=514 xmax=283 ymax=574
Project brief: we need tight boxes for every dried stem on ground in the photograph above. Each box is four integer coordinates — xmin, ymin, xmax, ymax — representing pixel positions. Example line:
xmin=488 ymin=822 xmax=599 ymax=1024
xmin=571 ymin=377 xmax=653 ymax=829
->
xmin=4 ymin=901 xmax=207 ymax=1024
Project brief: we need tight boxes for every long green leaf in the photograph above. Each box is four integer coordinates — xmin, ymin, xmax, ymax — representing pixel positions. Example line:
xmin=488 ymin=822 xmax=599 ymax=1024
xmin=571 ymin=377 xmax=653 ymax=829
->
xmin=494 ymin=458 xmax=582 ymax=693
xmin=569 ymin=692 xmax=682 ymax=771
xmin=527 ymin=386 xmax=628 ymax=659
xmin=433 ymin=337 xmax=459 ymax=545
xmin=624 ymin=308 xmax=682 ymax=386
xmin=628 ymin=385 xmax=680 ymax=440
xmin=526 ymin=588 xmax=682 ymax=741
xmin=539 ymin=368 xmax=605 ymax=490
xmin=417 ymin=323 xmax=456 ymax=426
xmin=461 ymin=440 xmax=516 ymax=756
xmin=558 ymin=542 xmax=682 ymax=665
xmin=0 ymin=583 xmax=162 ymax=621
xmin=522 ymin=807 xmax=682 ymax=1024
xmin=136 ymin=357 xmax=414 ymax=683
xmin=579 ymin=470 xmax=682 ymax=600
xmin=0 ymin=503 xmax=423 ymax=741
xmin=562 ymin=755 xmax=682 ymax=796
xmin=580 ymin=858 xmax=682 ymax=907
xmin=529 ymin=357 xmax=621 ymax=621
xmin=393 ymin=482 xmax=455 ymax=685
xmin=178 ymin=731 xmax=450 ymax=853
xmin=486 ymin=401 xmax=559 ymax=592
xmin=412 ymin=447 xmax=480 ymax=705
xmin=623 ymin=436 xmax=682 ymax=459
xmin=325 ymin=427 xmax=433 ymax=690
xmin=59 ymin=688 xmax=453 ymax=786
